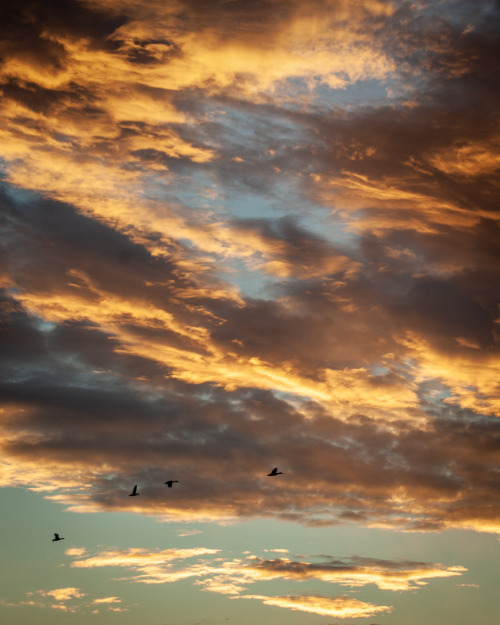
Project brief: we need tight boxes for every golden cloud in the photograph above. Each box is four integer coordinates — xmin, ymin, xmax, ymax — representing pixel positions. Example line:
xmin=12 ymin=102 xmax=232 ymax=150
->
xmin=70 ymin=547 xmax=220 ymax=583
xmin=427 ymin=141 xmax=500 ymax=178
xmin=92 ymin=597 xmax=122 ymax=604
xmin=1 ymin=0 xmax=499 ymax=543
xmin=67 ymin=547 xmax=465 ymax=595
xmin=239 ymin=556 xmax=466 ymax=591
xmin=45 ymin=587 xmax=86 ymax=602
xmin=241 ymin=593 xmax=392 ymax=618
xmin=403 ymin=333 xmax=500 ymax=418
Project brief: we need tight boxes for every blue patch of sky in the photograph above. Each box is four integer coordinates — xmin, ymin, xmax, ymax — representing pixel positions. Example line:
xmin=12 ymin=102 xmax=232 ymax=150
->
xmin=368 ymin=364 xmax=391 ymax=376
xmin=411 ymin=0 xmax=497 ymax=29
xmin=150 ymin=169 xmax=221 ymax=213
xmin=210 ymin=102 xmax=302 ymax=144
xmin=142 ymin=153 xmax=357 ymax=234
xmin=219 ymin=257 xmax=271 ymax=299
xmin=203 ymin=207 xmax=358 ymax=300
xmin=219 ymin=187 xmax=285 ymax=220
xmin=199 ymin=104 xmax=362 ymax=249
xmin=169 ymin=167 xmax=358 ymax=251
xmin=271 ymin=389 xmax=320 ymax=408
xmin=313 ymin=78 xmax=395 ymax=110
xmin=418 ymin=379 xmax=454 ymax=403
xmin=291 ymin=205 xmax=360 ymax=251
xmin=132 ymin=101 xmax=362 ymax=300
xmin=259 ymin=74 xmax=398 ymax=113
xmin=3 ymin=181 xmax=41 ymax=205
xmin=31 ymin=316 xmax=58 ymax=333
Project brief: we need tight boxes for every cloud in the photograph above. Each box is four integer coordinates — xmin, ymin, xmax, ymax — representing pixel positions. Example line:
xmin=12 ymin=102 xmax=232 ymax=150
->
xmin=235 ymin=556 xmax=467 ymax=591
xmin=9 ymin=586 xmax=117 ymax=614
xmin=1 ymin=269 xmax=499 ymax=532
xmin=92 ymin=596 xmax=122 ymax=604
xmin=44 ymin=587 xmax=85 ymax=602
xmin=95 ymin=0 xmax=396 ymax=98
xmin=70 ymin=547 xmax=220 ymax=583
xmin=1 ymin=0 xmax=499 ymax=538
xmin=67 ymin=546 xmax=465 ymax=592
xmin=64 ymin=546 xmax=465 ymax=617
xmin=177 ymin=529 xmax=203 ymax=537
xmin=241 ymin=593 xmax=391 ymax=618
xmin=65 ymin=547 xmax=88 ymax=557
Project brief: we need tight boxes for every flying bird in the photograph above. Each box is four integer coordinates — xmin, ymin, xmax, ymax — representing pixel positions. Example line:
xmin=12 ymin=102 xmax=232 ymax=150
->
xmin=129 ymin=485 xmax=139 ymax=496
xmin=267 ymin=467 xmax=283 ymax=476
xmin=52 ymin=533 xmax=64 ymax=541
xmin=164 ymin=480 xmax=179 ymax=488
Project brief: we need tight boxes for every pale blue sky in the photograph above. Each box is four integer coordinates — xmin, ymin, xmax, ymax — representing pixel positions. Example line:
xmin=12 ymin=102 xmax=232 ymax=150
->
xmin=2 ymin=489 xmax=499 ymax=624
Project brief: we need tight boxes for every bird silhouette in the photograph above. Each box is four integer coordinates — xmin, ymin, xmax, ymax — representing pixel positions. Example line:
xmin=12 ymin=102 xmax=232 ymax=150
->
xmin=52 ymin=533 xmax=64 ymax=541
xmin=267 ymin=467 xmax=283 ymax=476
xmin=164 ymin=480 xmax=179 ymax=488
xmin=129 ymin=485 xmax=139 ymax=496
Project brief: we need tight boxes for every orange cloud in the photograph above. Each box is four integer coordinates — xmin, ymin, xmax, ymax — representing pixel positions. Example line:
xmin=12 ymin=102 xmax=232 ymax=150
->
xmin=241 ymin=593 xmax=391 ymax=618
xmin=402 ymin=333 xmax=500 ymax=418
xmin=15 ymin=586 xmax=126 ymax=615
xmin=427 ymin=140 xmax=500 ymax=179
xmin=312 ymin=171 xmax=479 ymax=232
xmin=70 ymin=547 xmax=220 ymax=583
xmin=94 ymin=0 xmax=396 ymax=98
xmin=9 ymin=276 xmax=420 ymax=421
xmin=45 ymin=587 xmax=86 ymax=602
xmin=239 ymin=556 xmax=466 ymax=591
xmin=92 ymin=597 xmax=122 ymax=604
xmin=1 ymin=0 xmax=499 ymax=543
xmin=67 ymin=547 xmax=465 ymax=595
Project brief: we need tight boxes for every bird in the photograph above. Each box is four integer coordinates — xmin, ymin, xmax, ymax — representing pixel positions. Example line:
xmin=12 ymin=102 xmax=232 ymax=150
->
xmin=52 ymin=533 xmax=64 ymax=541
xmin=129 ymin=485 xmax=139 ymax=496
xmin=164 ymin=480 xmax=179 ymax=488
xmin=267 ymin=467 xmax=283 ymax=476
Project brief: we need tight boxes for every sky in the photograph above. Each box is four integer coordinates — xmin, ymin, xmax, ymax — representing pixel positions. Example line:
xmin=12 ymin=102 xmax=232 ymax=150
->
xmin=1 ymin=0 xmax=500 ymax=623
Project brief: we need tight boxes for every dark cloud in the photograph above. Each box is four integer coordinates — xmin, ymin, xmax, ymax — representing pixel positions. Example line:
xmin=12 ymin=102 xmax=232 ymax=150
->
xmin=0 ymin=184 xmax=220 ymax=325
xmin=2 ymin=78 xmax=78 ymax=116
xmin=2 ymin=298 xmax=500 ymax=530
xmin=0 ymin=0 xmax=126 ymax=64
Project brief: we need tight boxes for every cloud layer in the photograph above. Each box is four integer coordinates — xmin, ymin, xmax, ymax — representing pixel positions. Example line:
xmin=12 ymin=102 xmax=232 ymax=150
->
xmin=66 ymin=545 xmax=465 ymax=617
xmin=1 ymin=587 xmax=126 ymax=614
xmin=1 ymin=0 xmax=499 ymax=535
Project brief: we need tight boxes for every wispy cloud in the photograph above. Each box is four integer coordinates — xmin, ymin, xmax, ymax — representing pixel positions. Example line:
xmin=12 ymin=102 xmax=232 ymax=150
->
xmin=240 ymin=593 xmax=392 ymax=618
xmin=177 ymin=529 xmax=204 ymax=537
xmin=70 ymin=547 xmax=220 ymax=583
xmin=231 ymin=555 xmax=467 ymax=591
xmin=4 ymin=587 xmax=125 ymax=614
xmin=45 ymin=587 xmax=85 ymax=602
xmin=65 ymin=545 xmax=465 ymax=616
xmin=92 ymin=596 xmax=123 ymax=604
